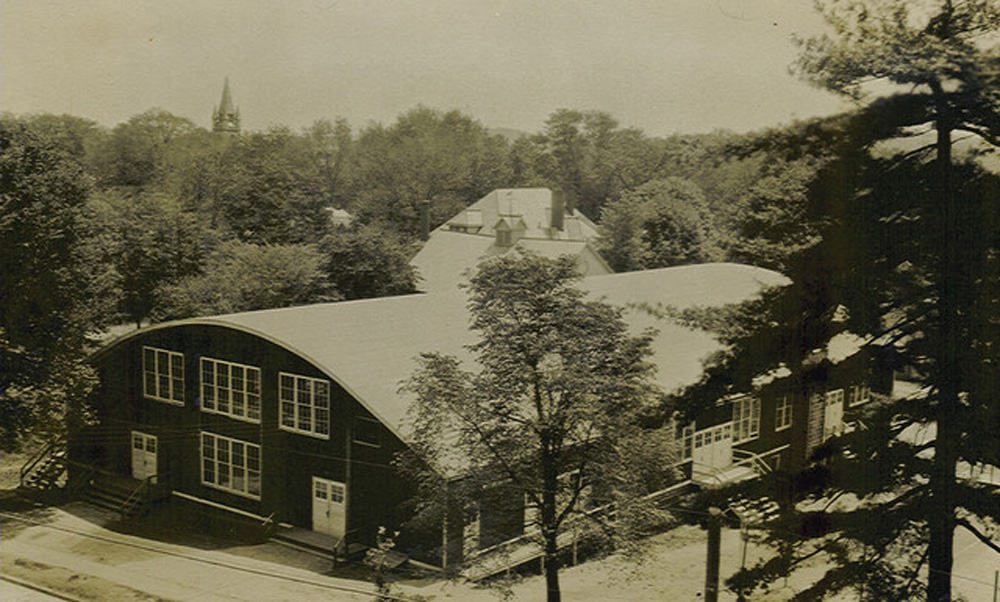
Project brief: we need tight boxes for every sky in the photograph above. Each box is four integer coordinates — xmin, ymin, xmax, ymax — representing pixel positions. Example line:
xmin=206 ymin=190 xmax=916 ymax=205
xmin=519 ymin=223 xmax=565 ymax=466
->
xmin=1 ymin=1 xmax=855 ymax=136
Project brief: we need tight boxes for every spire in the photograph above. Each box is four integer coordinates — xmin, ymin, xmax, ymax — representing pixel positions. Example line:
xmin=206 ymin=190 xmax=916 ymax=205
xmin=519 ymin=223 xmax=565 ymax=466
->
xmin=213 ymin=77 xmax=241 ymax=134
xmin=219 ymin=77 xmax=235 ymax=114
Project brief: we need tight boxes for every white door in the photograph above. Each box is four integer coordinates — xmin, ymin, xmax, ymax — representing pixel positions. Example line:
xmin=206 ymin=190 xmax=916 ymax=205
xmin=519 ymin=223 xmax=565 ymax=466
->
xmin=692 ymin=423 xmax=733 ymax=477
xmin=824 ymin=389 xmax=845 ymax=439
xmin=131 ymin=431 xmax=157 ymax=482
xmin=312 ymin=477 xmax=347 ymax=538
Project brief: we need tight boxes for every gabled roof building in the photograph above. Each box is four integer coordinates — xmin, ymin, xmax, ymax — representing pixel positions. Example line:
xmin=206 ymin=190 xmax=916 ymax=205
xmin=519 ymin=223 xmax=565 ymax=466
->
xmin=410 ymin=188 xmax=611 ymax=291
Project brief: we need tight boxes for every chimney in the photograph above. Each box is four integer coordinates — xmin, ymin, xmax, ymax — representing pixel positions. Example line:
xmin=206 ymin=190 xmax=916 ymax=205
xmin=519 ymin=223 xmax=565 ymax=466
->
xmin=551 ymin=190 xmax=565 ymax=232
xmin=419 ymin=199 xmax=431 ymax=241
xmin=565 ymin=189 xmax=576 ymax=216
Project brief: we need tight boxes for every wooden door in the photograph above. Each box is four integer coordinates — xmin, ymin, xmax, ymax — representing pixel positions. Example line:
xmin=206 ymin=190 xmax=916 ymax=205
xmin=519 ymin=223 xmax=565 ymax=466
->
xmin=692 ymin=423 xmax=733 ymax=477
xmin=131 ymin=431 xmax=157 ymax=482
xmin=824 ymin=389 xmax=845 ymax=439
xmin=312 ymin=477 xmax=347 ymax=538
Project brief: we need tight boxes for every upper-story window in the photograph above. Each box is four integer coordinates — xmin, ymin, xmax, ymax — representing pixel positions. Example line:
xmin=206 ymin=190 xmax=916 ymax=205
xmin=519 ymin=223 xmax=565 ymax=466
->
xmin=279 ymin=372 xmax=331 ymax=439
xmin=732 ymin=395 xmax=761 ymax=443
xmin=849 ymin=385 xmax=871 ymax=407
xmin=143 ymin=346 xmax=184 ymax=405
xmin=775 ymin=395 xmax=793 ymax=432
xmin=200 ymin=357 xmax=261 ymax=422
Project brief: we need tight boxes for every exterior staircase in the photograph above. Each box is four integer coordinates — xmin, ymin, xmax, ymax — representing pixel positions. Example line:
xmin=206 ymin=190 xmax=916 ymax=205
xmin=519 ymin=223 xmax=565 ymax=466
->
xmin=19 ymin=440 xmax=78 ymax=503
xmin=727 ymin=494 xmax=780 ymax=526
xmin=84 ymin=473 xmax=156 ymax=519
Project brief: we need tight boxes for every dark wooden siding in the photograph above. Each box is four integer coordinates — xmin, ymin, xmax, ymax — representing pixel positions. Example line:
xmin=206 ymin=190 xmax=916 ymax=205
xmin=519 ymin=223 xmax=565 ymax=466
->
xmin=85 ymin=324 xmax=416 ymax=547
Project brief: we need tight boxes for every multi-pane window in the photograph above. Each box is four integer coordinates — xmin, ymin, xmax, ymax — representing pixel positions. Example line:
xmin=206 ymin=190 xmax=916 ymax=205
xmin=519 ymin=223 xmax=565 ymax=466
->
xmin=200 ymin=358 xmax=261 ymax=422
xmin=775 ymin=395 xmax=793 ymax=432
xmin=849 ymin=385 xmax=871 ymax=407
xmin=681 ymin=423 xmax=695 ymax=460
xmin=201 ymin=432 xmax=261 ymax=499
xmin=826 ymin=388 xmax=845 ymax=407
xmin=143 ymin=346 xmax=185 ymax=404
xmin=279 ymin=372 xmax=331 ymax=438
xmin=732 ymin=396 xmax=761 ymax=443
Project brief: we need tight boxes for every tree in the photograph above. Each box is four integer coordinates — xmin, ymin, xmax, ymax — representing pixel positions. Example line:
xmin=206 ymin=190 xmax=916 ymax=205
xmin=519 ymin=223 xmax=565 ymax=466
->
xmin=597 ymin=178 xmax=722 ymax=271
xmin=0 ymin=116 xmax=118 ymax=450
xmin=214 ymin=126 xmax=330 ymax=245
xmin=93 ymin=190 xmax=219 ymax=326
xmin=403 ymin=252 xmax=666 ymax=602
xmin=93 ymin=109 xmax=200 ymax=189
xmin=683 ymin=2 xmax=1000 ymax=599
xmin=352 ymin=107 xmax=513 ymax=236
xmin=154 ymin=241 xmax=338 ymax=320
xmin=317 ymin=224 xmax=419 ymax=300
xmin=531 ymin=109 xmax=667 ymax=220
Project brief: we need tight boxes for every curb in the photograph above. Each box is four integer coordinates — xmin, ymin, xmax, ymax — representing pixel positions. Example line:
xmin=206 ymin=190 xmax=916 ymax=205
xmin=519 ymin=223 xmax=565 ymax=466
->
xmin=1 ymin=574 xmax=83 ymax=602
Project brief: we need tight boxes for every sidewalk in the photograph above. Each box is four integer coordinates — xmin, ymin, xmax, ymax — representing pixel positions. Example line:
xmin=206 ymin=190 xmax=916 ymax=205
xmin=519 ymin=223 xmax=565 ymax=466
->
xmin=1 ymin=502 xmax=391 ymax=602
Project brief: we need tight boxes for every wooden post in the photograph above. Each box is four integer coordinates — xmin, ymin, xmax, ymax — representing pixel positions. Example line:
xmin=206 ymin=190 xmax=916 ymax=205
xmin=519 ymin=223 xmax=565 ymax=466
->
xmin=993 ymin=569 xmax=998 ymax=602
xmin=705 ymin=507 xmax=722 ymax=602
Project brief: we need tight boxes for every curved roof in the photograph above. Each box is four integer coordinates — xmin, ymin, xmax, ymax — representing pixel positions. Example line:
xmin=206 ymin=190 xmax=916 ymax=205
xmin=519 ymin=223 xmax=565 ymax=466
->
xmin=98 ymin=263 xmax=787 ymax=445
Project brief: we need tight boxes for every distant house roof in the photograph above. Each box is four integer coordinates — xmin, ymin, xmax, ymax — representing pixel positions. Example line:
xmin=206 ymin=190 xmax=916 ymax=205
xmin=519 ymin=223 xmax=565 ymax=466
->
xmin=412 ymin=188 xmax=610 ymax=291
xmin=443 ymin=188 xmax=598 ymax=240
xmin=104 ymin=264 xmax=788 ymax=456
xmin=326 ymin=207 xmax=354 ymax=227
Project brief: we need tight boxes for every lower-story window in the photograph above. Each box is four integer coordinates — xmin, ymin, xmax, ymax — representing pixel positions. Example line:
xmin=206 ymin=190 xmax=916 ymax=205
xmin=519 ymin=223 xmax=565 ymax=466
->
xmin=201 ymin=431 xmax=261 ymax=499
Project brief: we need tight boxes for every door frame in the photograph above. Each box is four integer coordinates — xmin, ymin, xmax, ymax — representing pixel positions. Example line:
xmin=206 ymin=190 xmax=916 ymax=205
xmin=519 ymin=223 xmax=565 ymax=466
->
xmin=311 ymin=476 xmax=347 ymax=539
xmin=131 ymin=430 xmax=158 ymax=483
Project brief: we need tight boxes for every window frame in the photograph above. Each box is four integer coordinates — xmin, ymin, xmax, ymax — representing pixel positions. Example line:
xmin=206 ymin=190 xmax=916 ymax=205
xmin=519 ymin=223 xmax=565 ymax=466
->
xmin=775 ymin=394 xmax=793 ymax=432
xmin=200 ymin=357 xmax=262 ymax=423
xmin=278 ymin=372 xmax=331 ymax=439
xmin=200 ymin=431 xmax=261 ymax=500
xmin=731 ymin=395 xmax=761 ymax=444
xmin=142 ymin=346 xmax=185 ymax=405
xmin=848 ymin=384 xmax=871 ymax=407
xmin=826 ymin=388 xmax=845 ymax=407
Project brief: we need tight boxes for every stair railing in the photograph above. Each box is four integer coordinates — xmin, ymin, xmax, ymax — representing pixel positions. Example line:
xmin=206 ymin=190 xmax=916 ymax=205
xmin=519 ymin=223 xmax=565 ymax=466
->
xmin=120 ymin=473 xmax=161 ymax=518
xmin=19 ymin=438 xmax=64 ymax=487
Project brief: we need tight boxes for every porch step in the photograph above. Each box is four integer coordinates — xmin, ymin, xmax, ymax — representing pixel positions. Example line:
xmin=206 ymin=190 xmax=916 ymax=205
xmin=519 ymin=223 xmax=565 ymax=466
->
xmin=23 ymin=454 xmax=68 ymax=491
xmin=82 ymin=474 xmax=146 ymax=517
xmin=728 ymin=494 xmax=780 ymax=525
xmin=693 ymin=464 xmax=757 ymax=488
xmin=270 ymin=526 xmax=367 ymax=560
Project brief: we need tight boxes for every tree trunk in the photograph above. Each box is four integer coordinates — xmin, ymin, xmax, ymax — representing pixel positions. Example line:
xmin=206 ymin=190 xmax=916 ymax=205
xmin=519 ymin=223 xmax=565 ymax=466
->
xmin=927 ymin=82 xmax=958 ymax=602
xmin=544 ymin=530 xmax=562 ymax=602
xmin=540 ymin=433 xmax=562 ymax=602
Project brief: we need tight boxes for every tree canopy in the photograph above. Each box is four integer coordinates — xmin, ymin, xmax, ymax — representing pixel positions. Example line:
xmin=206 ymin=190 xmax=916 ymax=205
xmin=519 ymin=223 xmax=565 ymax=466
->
xmin=403 ymin=252 xmax=670 ymax=602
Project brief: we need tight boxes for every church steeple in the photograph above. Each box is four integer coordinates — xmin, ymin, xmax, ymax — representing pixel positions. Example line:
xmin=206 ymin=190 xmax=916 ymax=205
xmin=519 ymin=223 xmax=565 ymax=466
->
xmin=212 ymin=77 xmax=241 ymax=134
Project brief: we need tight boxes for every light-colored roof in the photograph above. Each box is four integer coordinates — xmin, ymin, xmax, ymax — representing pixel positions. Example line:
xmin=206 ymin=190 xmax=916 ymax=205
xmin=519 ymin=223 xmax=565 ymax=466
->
xmin=103 ymin=264 xmax=787 ymax=454
xmin=411 ymin=231 xmax=613 ymax=292
xmin=443 ymin=188 xmax=598 ymax=241
xmin=412 ymin=188 xmax=609 ymax=292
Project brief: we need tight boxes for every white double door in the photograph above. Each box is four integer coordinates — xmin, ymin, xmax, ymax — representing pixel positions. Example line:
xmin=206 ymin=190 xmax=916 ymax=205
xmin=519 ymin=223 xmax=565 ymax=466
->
xmin=692 ymin=423 xmax=733 ymax=477
xmin=312 ymin=476 xmax=347 ymax=539
xmin=131 ymin=431 xmax=158 ymax=482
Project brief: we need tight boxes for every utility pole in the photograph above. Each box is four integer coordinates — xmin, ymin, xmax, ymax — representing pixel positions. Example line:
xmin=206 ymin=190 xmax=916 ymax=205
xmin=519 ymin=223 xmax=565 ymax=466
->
xmin=705 ymin=506 xmax=722 ymax=602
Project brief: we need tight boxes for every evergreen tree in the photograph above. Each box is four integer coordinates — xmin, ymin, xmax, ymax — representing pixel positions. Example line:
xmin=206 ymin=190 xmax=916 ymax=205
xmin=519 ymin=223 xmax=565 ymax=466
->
xmin=684 ymin=2 xmax=1000 ymax=599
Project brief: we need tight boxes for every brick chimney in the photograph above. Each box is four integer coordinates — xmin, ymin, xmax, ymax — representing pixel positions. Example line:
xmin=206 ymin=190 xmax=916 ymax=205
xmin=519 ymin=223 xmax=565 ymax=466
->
xmin=551 ymin=190 xmax=565 ymax=232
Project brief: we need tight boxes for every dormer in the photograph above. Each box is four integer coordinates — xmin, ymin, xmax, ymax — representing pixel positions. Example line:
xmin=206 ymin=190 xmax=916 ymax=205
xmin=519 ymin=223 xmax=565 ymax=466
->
xmin=494 ymin=216 xmax=526 ymax=247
